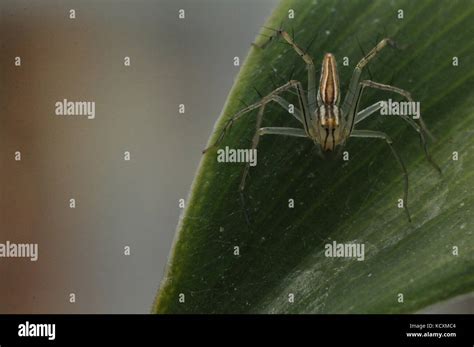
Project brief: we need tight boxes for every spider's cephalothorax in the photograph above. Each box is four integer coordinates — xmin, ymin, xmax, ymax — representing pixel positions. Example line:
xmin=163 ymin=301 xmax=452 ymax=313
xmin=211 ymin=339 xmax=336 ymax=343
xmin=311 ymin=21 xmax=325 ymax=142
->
xmin=310 ymin=53 xmax=345 ymax=152
xmin=203 ymin=29 xmax=442 ymax=221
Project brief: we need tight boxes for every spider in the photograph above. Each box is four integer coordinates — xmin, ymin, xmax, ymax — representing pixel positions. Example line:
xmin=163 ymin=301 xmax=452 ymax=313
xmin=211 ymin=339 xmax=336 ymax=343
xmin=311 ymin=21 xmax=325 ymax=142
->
xmin=203 ymin=28 xmax=441 ymax=221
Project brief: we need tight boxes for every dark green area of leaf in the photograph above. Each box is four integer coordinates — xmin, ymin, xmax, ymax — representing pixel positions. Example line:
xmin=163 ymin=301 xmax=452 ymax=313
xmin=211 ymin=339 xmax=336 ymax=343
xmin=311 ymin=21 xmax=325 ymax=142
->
xmin=153 ymin=0 xmax=474 ymax=313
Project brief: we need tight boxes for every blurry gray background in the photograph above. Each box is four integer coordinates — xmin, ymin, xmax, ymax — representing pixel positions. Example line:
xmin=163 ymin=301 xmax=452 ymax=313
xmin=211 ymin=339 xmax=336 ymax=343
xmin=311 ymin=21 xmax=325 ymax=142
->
xmin=0 ymin=0 xmax=278 ymax=313
xmin=0 ymin=0 xmax=471 ymax=313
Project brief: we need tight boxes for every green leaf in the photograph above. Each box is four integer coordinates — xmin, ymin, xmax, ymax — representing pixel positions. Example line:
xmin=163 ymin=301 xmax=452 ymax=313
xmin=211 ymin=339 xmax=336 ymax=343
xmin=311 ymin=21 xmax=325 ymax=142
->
xmin=153 ymin=0 xmax=474 ymax=313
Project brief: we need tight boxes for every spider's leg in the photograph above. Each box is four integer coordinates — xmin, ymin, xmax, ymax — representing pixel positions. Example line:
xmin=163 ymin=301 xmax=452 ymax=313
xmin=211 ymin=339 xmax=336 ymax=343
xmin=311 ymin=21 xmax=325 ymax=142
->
xmin=350 ymin=129 xmax=411 ymax=222
xmin=240 ymin=81 xmax=311 ymax=191
xmin=202 ymin=101 xmax=261 ymax=154
xmin=357 ymin=80 xmax=441 ymax=174
xmin=342 ymin=38 xmax=397 ymax=118
xmin=240 ymin=104 xmax=265 ymax=191
xmin=238 ymin=117 xmax=307 ymax=227
xmin=354 ymin=101 xmax=385 ymax=124
xmin=360 ymin=80 xmax=435 ymax=140
xmin=258 ymin=127 xmax=308 ymax=137
xmin=271 ymin=95 xmax=303 ymax=123
xmin=280 ymin=31 xmax=318 ymax=113
xmin=203 ymin=80 xmax=310 ymax=153
xmin=252 ymin=27 xmax=279 ymax=49
xmin=240 ymin=125 xmax=307 ymax=191
xmin=255 ymin=28 xmax=318 ymax=114
xmin=276 ymin=31 xmax=318 ymax=113
xmin=237 ymin=104 xmax=266 ymax=229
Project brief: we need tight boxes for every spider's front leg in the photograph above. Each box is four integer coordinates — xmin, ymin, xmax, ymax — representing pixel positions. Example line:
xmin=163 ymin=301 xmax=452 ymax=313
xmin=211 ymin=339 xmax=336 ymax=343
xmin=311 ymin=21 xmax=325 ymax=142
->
xmin=254 ymin=28 xmax=318 ymax=114
xmin=342 ymin=38 xmax=398 ymax=124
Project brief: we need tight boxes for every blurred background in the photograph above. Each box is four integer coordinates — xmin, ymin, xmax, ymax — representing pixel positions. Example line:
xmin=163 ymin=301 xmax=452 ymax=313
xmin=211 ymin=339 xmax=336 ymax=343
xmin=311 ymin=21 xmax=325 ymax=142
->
xmin=0 ymin=0 xmax=472 ymax=313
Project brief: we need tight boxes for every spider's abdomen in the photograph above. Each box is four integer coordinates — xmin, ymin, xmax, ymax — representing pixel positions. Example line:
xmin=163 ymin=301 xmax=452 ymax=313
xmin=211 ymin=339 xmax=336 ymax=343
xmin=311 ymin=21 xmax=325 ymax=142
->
xmin=312 ymin=105 xmax=345 ymax=152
